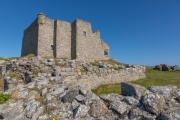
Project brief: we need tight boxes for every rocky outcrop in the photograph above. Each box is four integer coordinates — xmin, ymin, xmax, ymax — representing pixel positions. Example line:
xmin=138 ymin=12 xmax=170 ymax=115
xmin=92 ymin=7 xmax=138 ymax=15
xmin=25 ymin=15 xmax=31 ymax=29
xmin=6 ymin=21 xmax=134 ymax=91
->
xmin=5 ymin=57 xmax=180 ymax=119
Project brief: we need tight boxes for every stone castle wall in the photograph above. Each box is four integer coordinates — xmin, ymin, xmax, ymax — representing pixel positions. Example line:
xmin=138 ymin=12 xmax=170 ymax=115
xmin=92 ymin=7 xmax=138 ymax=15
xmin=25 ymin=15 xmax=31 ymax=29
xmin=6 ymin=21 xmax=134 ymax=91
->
xmin=75 ymin=19 xmax=109 ymax=61
xmin=21 ymin=18 xmax=38 ymax=56
xmin=38 ymin=14 xmax=54 ymax=57
xmin=21 ymin=13 xmax=110 ymax=61
xmin=55 ymin=20 xmax=71 ymax=59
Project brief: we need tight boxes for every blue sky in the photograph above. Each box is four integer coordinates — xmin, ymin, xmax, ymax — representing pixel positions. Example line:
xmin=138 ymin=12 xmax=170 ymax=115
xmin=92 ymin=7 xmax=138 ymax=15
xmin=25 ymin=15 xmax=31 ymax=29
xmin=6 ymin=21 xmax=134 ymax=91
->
xmin=0 ymin=0 xmax=180 ymax=66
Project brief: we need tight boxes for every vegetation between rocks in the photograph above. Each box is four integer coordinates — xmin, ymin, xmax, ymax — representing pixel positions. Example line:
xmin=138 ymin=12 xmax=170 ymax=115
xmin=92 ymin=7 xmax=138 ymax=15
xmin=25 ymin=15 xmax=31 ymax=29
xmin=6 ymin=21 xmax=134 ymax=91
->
xmin=0 ymin=93 xmax=11 ymax=104
xmin=92 ymin=68 xmax=180 ymax=95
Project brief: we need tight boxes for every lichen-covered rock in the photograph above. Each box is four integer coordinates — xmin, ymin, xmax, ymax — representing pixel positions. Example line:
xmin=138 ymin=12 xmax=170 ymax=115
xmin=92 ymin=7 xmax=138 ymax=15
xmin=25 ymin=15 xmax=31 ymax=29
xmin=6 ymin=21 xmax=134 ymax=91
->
xmin=128 ymin=108 xmax=156 ymax=120
xmin=148 ymin=85 xmax=177 ymax=101
xmin=100 ymin=93 xmax=124 ymax=102
xmin=159 ymin=107 xmax=180 ymax=120
xmin=61 ymin=90 xmax=79 ymax=103
xmin=121 ymin=82 xmax=149 ymax=99
xmin=122 ymin=96 xmax=140 ymax=106
xmin=110 ymin=100 xmax=132 ymax=116
xmin=89 ymin=99 xmax=108 ymax=118
xmin=142 ymin=92 xmax=165 ymax=115
xmin=73 ymin=104 xmax=90 ymax=118
xmin=24 ymin=99 xmax=40 ymax=118
xmin=75 ymin=94 xmax=84 ymax=102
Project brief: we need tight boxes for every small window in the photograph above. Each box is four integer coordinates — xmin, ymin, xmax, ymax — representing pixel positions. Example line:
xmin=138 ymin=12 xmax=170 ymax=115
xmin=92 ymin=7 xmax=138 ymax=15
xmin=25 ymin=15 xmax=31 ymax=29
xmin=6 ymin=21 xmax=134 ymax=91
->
xmin=83 ymin=31 xmax=86 ymax=37
xmin=51 ymin=45 xmax=54 ymax=50
xmin=104 ymin=50 xmax=109 ymax=56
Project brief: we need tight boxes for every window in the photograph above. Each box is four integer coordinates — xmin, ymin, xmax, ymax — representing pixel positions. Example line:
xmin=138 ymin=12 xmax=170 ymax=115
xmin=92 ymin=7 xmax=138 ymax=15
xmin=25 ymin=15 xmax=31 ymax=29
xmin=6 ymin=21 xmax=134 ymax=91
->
xmin=51 ymin=45 xmax=54 ymax=50
xmin=83 ymin=31 xmax=86 ymax=37
xmin=104 ymin=50 xmax=109 ymax=56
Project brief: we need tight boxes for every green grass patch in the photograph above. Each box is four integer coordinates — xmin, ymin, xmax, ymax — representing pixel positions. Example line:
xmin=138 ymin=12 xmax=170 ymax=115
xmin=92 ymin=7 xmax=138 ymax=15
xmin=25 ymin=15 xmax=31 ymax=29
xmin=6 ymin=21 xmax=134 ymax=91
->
xmin=92 ymin=68 xmax=180 ymax=95
xmin=114 ymin=67 xmax=123 ymax=70
xmin=92 ymin=84 xmax=121 ymax=96
xmin=90 ymin=62 xmax=100 ymax=67
xmin=33 ymin=69 xmax=42 ymax=76
xmin=0 ymin=93 xmax=11 ymax=104
xmin=100 ymin=58 xmax=121 ymax=65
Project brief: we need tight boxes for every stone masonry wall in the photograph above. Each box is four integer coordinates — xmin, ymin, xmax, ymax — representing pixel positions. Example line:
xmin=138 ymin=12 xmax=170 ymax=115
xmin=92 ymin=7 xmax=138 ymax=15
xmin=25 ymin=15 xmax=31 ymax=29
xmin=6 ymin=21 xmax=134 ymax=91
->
xmin=21 ymin=13 xmax=110 ymax=61
xmin=21 ymin=18 xmax=38 ymax=56
xmin=75 ymin=19 xmax=109 ymax=61
xmin=55 ymin=20 xmax=71 ymax=59
xmin=37 ymin=14 xmax=54 ymax=57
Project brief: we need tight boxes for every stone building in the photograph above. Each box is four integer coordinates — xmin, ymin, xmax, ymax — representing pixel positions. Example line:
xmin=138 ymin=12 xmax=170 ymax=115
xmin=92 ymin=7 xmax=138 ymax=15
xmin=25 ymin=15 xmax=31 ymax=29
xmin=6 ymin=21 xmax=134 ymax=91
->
xmin=21 ymin=13 xmax=110 ymax=61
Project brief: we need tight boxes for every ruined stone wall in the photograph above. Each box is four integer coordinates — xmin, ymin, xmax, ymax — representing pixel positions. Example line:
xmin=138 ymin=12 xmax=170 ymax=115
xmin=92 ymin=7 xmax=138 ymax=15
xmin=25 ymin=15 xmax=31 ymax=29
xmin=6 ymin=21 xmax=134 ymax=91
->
xmin=21 ymin=18 xmax=38 ymax=56
xmin=55 ymin=20 xmax=71 ymax=59
xmin=37 ymin=14 xmax=54 ymax=57
xmin=75 ymin=19 xmax=110 ymax=61
xmin=77 ymin=66 xmax=146 ymax=89
xmin=101 ymin=40 xmax=110 ymax=60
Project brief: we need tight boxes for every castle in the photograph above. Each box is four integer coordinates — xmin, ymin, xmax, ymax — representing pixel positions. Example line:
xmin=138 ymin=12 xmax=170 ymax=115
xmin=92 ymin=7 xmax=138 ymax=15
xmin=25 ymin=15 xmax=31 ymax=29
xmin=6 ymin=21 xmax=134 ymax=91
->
xmin=21 ymin=13 xmax=110 ymax=61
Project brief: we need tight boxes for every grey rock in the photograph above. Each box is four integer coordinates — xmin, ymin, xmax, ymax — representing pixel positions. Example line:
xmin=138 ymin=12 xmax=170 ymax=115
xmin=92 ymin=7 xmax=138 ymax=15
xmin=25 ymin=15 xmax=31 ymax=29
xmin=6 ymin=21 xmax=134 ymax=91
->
xmin=51 ymin=87 xmax=64 ymax=95
xmin=100 ymin=93 xmax=124 ymax=102
xmin=0 ymin=100 xmax=24 ymax=120
xmin=24 ymin=99 xmax=40 ymax=118
xmin=110 ymin=100 xmax=131 ymax=116
xmin=122 ymin=96 xmax=140 ymax=106
xmin=40 ymin=88 xmax=48 ymax=96
xmin=75 ymin=95 xmax=84 ymax=102
xmin=84 ymin=92 xmax=100 ymax=105
xmin=73 ymin=104 xmax=90 ymax=118
xmin=89 ymin=99 xmax=108 ymax=118
xmin=61 ymin=90 xmax=79 ymax=103
xmin=31 ymin=106 xmax=44 ymax=120
xmin=128 ymin=108 xmax=156 ymax=120
xmin=142 ymin=92 xmax=165 ymax=115
xmin=72 ymin=99 xmax=80 ymax=110
xmin=173 ymin=89 xmax=180 ymax=103
xmin=17 ymin=90 xmax=29 ymax=99
xmin=78 ymin=85 xmax=87 ymax=95
xmin=159 ymin=107 xmax=180 ymax=120
xmin=148 ymin=85 xmax=177 ymax=101
xmin=121 ymin=82 xmax=149 ymax=99
xmin=36 ymin=77 xmax=49 ymax=86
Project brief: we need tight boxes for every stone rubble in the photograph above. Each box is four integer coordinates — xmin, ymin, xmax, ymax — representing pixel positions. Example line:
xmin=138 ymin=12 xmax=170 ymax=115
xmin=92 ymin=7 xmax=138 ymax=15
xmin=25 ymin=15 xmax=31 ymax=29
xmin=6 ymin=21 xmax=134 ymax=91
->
xmin=0 ymin=57 xmax=180 ymax=119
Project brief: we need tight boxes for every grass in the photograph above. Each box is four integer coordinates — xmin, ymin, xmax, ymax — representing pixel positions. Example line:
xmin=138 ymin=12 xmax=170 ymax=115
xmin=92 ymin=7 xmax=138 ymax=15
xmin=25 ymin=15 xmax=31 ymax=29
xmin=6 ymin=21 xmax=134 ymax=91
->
xmin=100 ymin=58 xmax=121 ymax=65
xmin=92 ymin=68 xmax=180 ymax=95
xmin=24 ymin=54 xmax=35 ymax=58
xmin=0 ymin=93 xmax=11 ymax=104
xmin=9 ymin=71 xmax=20 ymax=80
xmin=33 ymin=69 xmax=42 ymax=76
xmin=114 ymin=67 xmax=123 ymax=71
xmin=90 ymin=62 xmax=100 ymax=67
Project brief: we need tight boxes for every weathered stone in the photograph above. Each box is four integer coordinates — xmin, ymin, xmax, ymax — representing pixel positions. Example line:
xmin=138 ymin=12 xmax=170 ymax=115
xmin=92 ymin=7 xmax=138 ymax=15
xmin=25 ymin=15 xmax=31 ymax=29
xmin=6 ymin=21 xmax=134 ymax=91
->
xmin=75 ymin=95 xmax=84 ymax=102
xmin=148 ymin=85 xmax=177 ymax=101
xmin=61 ymin=90 xmax=79 ymax=103
xmin=24 ymin=99 xmax=40 ymax=118
xmin=100 ymin=93 xmax=124 ymax=102
xmin=89 ymin=99 xmax=108 ymax=118
xmin=122 ymin=96 xmax=139 ymax=106
xmin=71 ymin=99 xmax=80 ymax=110
xmin=73 ymin=104 xmax=90 ymax=118
xmin=142 ymin=92 xmax=165 ymax=115
xmin=110 ymin=100 xmax=131 ymax=116
xmin=121 ymin=82 xmax=149 ymax=99
xmin=128 ymin=108 xmax=156 ymax=120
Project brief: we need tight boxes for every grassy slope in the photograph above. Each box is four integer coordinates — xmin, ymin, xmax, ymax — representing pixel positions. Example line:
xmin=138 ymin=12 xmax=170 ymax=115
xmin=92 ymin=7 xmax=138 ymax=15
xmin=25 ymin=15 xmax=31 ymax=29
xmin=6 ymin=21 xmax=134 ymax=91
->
xmin=92 ymin=68 xmax=180 ymax=95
